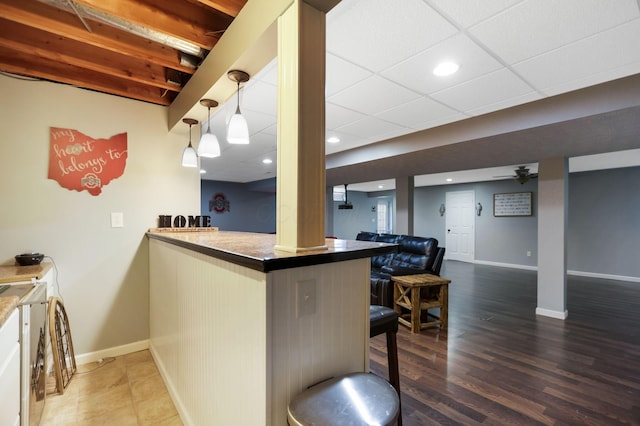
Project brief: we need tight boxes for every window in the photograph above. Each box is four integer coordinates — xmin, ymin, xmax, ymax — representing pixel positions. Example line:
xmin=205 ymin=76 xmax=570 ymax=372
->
xmin=376 ymin=199 xmax=392 ymax=233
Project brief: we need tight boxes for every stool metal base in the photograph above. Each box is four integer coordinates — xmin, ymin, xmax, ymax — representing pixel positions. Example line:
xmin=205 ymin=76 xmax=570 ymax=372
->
xmin=288 ymin=372 xmax=399 ymax=426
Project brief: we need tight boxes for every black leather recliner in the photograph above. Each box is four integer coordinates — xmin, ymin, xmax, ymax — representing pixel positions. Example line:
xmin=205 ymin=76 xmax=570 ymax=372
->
xmin=357 ymin=232 xmax=445 ymax=308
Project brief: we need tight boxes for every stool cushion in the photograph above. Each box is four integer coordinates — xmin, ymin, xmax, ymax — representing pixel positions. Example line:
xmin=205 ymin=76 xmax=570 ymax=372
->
xmin=370 ymin=305 xmax=399 ymax=338
xmin=288 ymin=372 xmax=399 ymax=426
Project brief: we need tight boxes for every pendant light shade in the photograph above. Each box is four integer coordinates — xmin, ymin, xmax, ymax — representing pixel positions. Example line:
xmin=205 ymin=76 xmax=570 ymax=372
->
xmin=227 ymin=110 xmax=250 ymax=144
xmin=181 ymin=118 xmax=198 ymax=168
xmin=226 ymin=70 xmax=250 ymax=145
xmin=198 ymin=99 xmax=221 ymax=158
xmin=198 ymin=132 xmax=221 ymax=157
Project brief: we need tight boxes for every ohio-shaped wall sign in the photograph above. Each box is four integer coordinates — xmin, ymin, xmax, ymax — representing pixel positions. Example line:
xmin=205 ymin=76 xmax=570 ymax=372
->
xmin=48 ymin=127 xmax=128 ymax=196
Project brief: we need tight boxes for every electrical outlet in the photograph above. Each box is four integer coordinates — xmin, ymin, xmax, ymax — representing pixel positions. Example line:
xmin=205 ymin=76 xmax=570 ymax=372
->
xmin=296 ymin=279 xmax=316 ymax=317
xmin=111 ymin=212 xmax=124 ymax=228
xmin=527 ymin=251 xmax=531 ymax=257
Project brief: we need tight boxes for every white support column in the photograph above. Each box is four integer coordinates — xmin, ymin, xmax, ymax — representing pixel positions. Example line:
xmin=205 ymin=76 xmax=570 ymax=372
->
xmin=536 ymin=157 xmax=569 ymax=319
xmin=395 ymin=176 xmax=414 ymax=235
xmin=275 ymin=0 xmax=327 ymax=252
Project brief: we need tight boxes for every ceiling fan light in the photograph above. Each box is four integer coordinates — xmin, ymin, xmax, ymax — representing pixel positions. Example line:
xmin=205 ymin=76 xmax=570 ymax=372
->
xmin=181 ymin=145 xmax=198 ymax=167
xmin=227 ymin=112 xmax=250 ymax=144
xmin=198 ymin=132 xmax=221 ymax=158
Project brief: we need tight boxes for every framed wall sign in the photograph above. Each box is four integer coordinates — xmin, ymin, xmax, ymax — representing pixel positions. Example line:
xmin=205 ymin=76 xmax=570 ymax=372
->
xmin=493 ymin=192 xmax=533 ymax=217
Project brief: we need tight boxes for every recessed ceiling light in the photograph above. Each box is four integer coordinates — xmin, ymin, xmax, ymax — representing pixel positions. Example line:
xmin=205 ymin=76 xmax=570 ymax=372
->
xmin=262 ymin=158 xmax=273 ymax=164
xmin=200 ymin=169 xmax=206 ymax=174
xmin=433 ymin=62 xmax=459 ymax=77
xmin=378 ymin=185 xmax=384 ymax=189
xmin=327 ymin=136 xmax=340 ymax=143
xmin=446 ymin=178 xmax=453 ymax=182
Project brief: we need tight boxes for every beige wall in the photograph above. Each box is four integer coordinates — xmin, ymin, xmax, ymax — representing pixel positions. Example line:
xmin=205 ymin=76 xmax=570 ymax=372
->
xmin=0 ymin=75 xmax=200 ymax=355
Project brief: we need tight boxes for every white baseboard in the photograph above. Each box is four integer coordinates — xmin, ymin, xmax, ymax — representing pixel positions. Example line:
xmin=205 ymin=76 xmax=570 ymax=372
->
xmin=74 ymin=339 xmax=149 ymax=366
xmin=472 ymin=260 xmax=640 ymax=283
xmin=536 ymin=307 xmax=568 ymax=320
xmin=567 ymin=269 xmax=640 ymax=283
xmin=150 ymin=342 xmax=191 ymax=426
xmin=473 ymin=260 xmax=538 ymax=271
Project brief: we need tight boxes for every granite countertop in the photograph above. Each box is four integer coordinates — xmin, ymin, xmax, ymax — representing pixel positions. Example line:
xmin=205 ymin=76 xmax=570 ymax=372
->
xmin=147 ymin=230 xmax=397 ymax=272
xmin=0 ymin=295 xmax=20 ymax=329
xmin=0 ymin=263 xmax=51 ymax=328
xmin=0 ymin=262 xmax=52 ymax=284
xmin=0 ymin=284 xmax=36 ymax=328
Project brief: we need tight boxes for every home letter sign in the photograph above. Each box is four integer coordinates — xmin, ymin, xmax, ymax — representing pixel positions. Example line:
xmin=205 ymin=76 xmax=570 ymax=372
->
xmin=48 ymin=127 xmax=128 ymax=196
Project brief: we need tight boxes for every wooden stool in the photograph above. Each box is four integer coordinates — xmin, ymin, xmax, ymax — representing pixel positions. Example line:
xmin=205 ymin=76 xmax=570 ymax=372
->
xmin=370 ymin=305 xmax=402 ymax=425
xmin=288 ymin=372 xmax=400 ymax=426
xmin=392 ymin=274 xmax=452 ymax=333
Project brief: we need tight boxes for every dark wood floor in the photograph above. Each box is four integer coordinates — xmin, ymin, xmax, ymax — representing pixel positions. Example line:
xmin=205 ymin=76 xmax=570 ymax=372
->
xmin=370 ymin=261 xmax=640 ymax=425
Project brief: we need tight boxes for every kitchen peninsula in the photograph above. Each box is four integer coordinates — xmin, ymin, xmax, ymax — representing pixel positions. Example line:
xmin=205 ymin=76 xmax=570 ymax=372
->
xmin=147 ymin=230 xmax=396 ymax=425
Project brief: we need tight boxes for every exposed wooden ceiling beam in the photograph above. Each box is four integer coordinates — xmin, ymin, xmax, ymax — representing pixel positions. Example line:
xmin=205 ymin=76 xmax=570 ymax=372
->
xmin=0 ymin=19 xmax=181 ymax=92
xmin=168 ymin=0 xmax=294 ymax=129
xmin=0 ymin=0 xmax=194 ymax=74
xmin=195 ymin=0 xmax=247 ymax=18
xmin=73 ymin=0 xmax=234 ymax=50
xmin=0 ymin=46 xmax=176 ymax=105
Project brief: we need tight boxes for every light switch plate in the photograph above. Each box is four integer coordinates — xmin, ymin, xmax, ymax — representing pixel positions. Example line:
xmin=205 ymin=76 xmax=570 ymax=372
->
xmin=296 ymin=279 xmax=316 ymax=318
xmin=111 ymin=212 xmax=124 ymax=228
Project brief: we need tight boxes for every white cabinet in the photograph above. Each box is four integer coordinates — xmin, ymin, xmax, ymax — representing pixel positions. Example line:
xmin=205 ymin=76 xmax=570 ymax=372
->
xmin=0 ymin=309 xmax=20 ymax=426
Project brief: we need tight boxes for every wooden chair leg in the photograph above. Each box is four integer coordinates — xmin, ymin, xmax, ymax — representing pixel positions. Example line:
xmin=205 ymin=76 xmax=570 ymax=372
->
xmin=386 ymin=330 xmax=402 ymax=426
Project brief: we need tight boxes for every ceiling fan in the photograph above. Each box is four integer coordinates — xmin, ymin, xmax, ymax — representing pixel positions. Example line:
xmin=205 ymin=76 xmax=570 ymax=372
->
xmin=494 ymin=166 xmax=538 ymax=184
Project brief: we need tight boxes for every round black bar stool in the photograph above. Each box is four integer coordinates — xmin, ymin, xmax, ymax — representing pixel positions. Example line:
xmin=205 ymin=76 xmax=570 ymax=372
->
xmin=287 ymin=372 xmax=399 ymax=426
xmin=369 ymin=305 xmax=402 ymax=425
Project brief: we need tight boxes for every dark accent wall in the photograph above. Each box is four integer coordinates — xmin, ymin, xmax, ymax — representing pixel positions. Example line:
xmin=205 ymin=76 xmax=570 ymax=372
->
xmin=201 ymin=180 xmax=276 ymax=233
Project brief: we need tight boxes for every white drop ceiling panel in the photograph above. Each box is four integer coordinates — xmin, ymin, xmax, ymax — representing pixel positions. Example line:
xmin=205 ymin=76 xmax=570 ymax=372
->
xmin=426 ymin=0 xmax=523 ymax=28
xmin=326 ymin=0 xmax=458 ymax=72
xmin=242 ymin=81 xmax=277 ymax=115
xmin=243 ymin=110 xmax=278 ymax=136
xmin=467 ymin=91 xmax=541 ymax=117
xmin=326 ymin=54 xmax=373 ymax=96
xmin=381 ymin=33 xmax=505 ymax=95
xmin=513 ymin=19 xmax=640 ymax=96
xmin=431 ymin=68 xmax=537 ymax=113
xmin=375 ymin=97 xmax=465 ymax=129
xmin=469 ymin=0 xmax=640 ymax=64
xmin=325 ymin=131 xmax=368 ymax=154
xmin=328 ymin=75 xmax=421 ymax=115
xmin=326 ymin=102 xmax=367 ymax=129
xmin=336 ymin=116 xmax=410 ymax=140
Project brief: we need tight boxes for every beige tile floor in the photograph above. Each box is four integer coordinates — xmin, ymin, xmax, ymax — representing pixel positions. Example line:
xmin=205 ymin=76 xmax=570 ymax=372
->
xmin=40 ymin=350 xmax=182 ymax=426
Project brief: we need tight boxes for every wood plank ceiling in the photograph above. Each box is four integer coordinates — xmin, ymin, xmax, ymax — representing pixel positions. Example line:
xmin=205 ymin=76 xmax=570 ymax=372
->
xmin=0 ymin=0 xmax=248 ymax=106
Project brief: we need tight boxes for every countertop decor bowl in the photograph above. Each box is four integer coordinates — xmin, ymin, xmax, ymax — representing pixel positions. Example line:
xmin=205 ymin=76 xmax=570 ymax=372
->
xmin=15 ymin=253 xmax=44 ymax=266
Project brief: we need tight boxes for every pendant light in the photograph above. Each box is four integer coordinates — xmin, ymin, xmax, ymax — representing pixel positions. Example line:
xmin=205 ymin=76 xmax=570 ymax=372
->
xmin=181 ymin=118 xmax=198 ymax=168
xmin=198 ymin=99 xmax=221 ymax=158
xmin=226 ymin=70 xmax=250 ymax=144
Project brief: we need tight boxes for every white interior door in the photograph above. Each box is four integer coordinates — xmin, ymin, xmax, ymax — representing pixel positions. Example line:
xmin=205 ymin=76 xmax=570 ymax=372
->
xmin=445 ymin=191 xmax=475 ymax=262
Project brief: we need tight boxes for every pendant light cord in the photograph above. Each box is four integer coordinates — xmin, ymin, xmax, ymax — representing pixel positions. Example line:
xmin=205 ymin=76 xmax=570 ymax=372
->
xmin=235 ymin=81 xmax=242 ymax=114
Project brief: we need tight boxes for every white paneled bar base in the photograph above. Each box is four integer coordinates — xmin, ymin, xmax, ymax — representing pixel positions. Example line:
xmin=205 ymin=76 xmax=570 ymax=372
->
xmin=147 ymin=231 xmax=396 ymax=425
